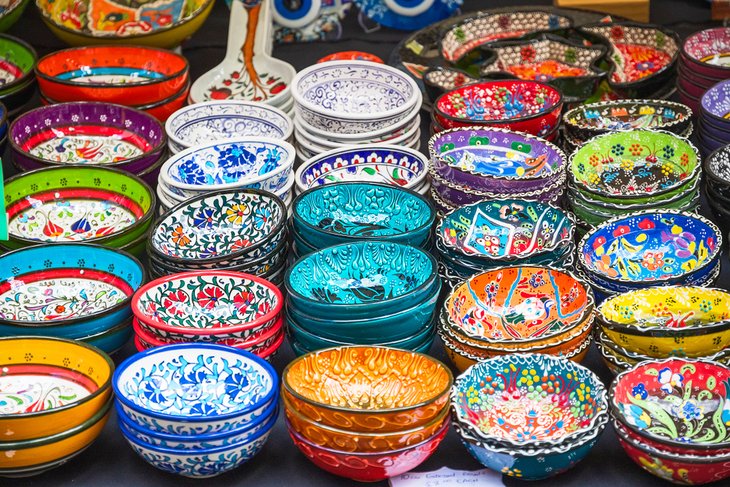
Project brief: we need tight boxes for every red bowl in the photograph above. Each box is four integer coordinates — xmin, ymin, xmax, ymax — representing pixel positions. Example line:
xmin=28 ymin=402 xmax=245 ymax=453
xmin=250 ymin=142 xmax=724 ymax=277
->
xmin=615 ymin=418 xmax=730 ymax=457
xmin=317 ymin=51 xmax=384 ymax=64
xmin=287 ymin=419 xmax=449 ymax=482
xmin=679 ymin=57 xmax=726 ymax=88
xmin=677 ymin=75 xmax=710 ymax=99
xmin=36 ymin=45 xmax=189 ymax=106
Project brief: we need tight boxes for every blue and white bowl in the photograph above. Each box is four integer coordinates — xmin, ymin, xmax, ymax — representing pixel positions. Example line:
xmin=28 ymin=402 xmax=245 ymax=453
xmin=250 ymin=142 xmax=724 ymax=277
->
xmin=112 ymin=343 xmax=278 ymax=435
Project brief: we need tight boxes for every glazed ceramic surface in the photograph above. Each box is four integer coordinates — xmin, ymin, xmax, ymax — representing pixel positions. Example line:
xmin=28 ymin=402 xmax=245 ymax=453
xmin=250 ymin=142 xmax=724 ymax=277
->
xmin=683 ymin=27 xmax=730 ymax=73
xmin=701 ymin=79 xmax=730 ymax=123
xmin=355 ymin=0 xmax=462 ymax=31
xmin=317 ymin=51 xmax=383 ymax=64
xmin=0 ymin=34 xmax=36 ymax=93
xmin=565 ymin=100 xmax=692 ymax=134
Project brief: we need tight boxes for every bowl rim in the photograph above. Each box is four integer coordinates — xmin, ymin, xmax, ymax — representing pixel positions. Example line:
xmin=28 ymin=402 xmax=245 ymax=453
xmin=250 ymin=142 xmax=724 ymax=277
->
xmin=564 ymin=99 xmax=693 ymax=134
xmin=282 ymin=345 xmax=453 ymax=416
xmin=682 ymin=26 xmax=730 ymax=73
xmin=291 ymin=60 xmax=420 ymax=122
xmin=0 ymin=242 xmax=146 ymax=327
xmin=112 ymin=342 xmax=278 ymax=422
xmin=0 ymin=33 xmax=37 ymax=95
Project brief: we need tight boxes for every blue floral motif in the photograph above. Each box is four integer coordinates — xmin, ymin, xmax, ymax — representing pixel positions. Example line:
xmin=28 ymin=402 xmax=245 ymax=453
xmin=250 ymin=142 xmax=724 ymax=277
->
xmin=623 ymin=404 xmax=651 ymax=429
xmin=631 ymin=383 xmax=648 ymax=400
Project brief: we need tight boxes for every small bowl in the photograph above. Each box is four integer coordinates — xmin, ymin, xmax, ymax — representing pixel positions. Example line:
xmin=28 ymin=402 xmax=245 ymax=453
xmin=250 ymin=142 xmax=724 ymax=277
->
xmin=701 ymin=79 xmax=730 ymax=127
xmin=113 ymin=343 xmax=278 ymax=435
xmin=0 ymin=34 xmax=36 ymax=98
xmin=35 ymin=45 xmax=189 ymax=105
xmin=282 ymin=346 xmax=453 ymax=432
xmin=683 ymin=27 xmax=730 ymax=78
xmin=0 ymin=0 xmax=30 ymax=33
xmin=317 ymin=51 xmax=384 ymax=64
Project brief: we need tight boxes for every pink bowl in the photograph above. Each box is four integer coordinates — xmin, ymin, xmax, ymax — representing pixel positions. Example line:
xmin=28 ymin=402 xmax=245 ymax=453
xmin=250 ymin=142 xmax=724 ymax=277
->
xmin=683 ymin=27 xmax=730 ymax=78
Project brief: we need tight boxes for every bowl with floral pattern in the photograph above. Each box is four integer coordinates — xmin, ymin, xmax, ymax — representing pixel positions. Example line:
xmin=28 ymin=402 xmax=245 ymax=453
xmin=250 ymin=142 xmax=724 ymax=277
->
xmin=3 ymin=166 xmax=155 ymax=250
xmin=610 ymin=358 xmax=730 ymax=451
xmin=433 ymin=80 xmax=563 ymax=136
xmin=159 ymin=137 xmax=295 ymax=199
xmin=428 ymin=126 xmax=567 ymax=192
xmin=700 ymin=79 xmax=730 ymax=128
xmin=578 ymin=209 xmax=722 ymax=288
xmin=682 ymin=27 xmax=730 ymax=78
xmin=0 ymin=34 xmax=36 ymax=98
xmin=165 ymin=101 xmax=293 ymax=154
xmin=9 ymin=102 xmax=166 ymax=174
xmin=569 ymin=130 xmax=700 ymax=203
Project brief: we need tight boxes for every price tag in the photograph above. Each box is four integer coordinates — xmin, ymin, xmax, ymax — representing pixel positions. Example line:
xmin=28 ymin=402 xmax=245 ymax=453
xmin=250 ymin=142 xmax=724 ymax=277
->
xmin=389 ymin=467 xmax=504 ymax=487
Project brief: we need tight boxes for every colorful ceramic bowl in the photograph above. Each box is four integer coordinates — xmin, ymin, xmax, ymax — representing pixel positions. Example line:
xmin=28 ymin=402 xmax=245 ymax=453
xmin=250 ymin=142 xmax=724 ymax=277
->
xmin=701 ymin=79 xmax=730 ymax=126
xmin=0 ymin=0 xmax=31 ymax=33
xmin=683 ymin=27 xmax=730 ymax=78
xmin=282 ymin=346 xmax=452 ymax=432
xmin=317 ymin=51 xmax=384 ymax=64
xmin=0 ymin=34 xmax=36 ymax=98
xmin=35 ymin=45 xmax=189 ymax=105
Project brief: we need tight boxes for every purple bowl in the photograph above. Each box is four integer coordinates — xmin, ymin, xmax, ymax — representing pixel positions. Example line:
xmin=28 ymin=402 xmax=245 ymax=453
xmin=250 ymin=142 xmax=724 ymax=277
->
xmin=701 ymin=79 xmax=730 ymax=126
xmin=699 ymin=117 xmax=730 ymax=143
xmin=431 ymin=171 xmax=565 ymax=206
xmin=9 ymin=101 xmax=166 ymax=174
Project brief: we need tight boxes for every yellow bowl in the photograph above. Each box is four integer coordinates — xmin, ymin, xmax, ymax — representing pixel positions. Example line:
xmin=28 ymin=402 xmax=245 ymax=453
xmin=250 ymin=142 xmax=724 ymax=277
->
xmin=0 ymin=337 xmax=113 ymax=440
xmin=597 ymin=286 xmax=730 ymax=357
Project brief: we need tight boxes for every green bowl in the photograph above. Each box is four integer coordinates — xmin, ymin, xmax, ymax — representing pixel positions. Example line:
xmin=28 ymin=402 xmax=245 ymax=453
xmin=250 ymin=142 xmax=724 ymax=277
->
xmin=3 ymin=166 xmax=155 ymax=250
xmin=0 ymin=33 xmax=36 ymax=97
xmin=0 ymin=0 xmax=31 ymax=33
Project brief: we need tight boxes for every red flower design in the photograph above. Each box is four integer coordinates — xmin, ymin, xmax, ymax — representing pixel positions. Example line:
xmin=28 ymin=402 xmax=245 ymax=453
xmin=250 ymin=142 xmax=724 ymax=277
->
xmin=592 ymin=235 xmax=606 ymax=250
xmin=610 ymin=26 xmax=624 ymax=40
xmin=163 ymin=290 xmax=188 ymax=316
xmin=612 ymin=225 xmax=631 ymax=238
xmin=257 ymin=301 xmax=272 ymax=316
xmin=638 ymin=218 xmax=655 ymax=230
xmin=520 ymin=46 xmax=537 ymax=62
xmin=197 ymin=286 xmax=223 ymax=310
xmin=233 ymin=291 xmax=255 ymax=312
xmin=497 ymin=15 xmax=511 ymax=29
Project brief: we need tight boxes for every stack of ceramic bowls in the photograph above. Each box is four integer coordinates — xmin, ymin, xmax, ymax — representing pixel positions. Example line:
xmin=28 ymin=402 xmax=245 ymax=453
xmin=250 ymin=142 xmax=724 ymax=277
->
xmin=8 ymin=102 xmax=168 ymax=186
xmin=595 ymin=286 xmax=730 ymax=375
xmin=157 ymin=137 xmax=296 ymax=213
xmin=113 ymin=344 xmax=278 ymax=478
xmin=0 ymin=337 xmax=113 ymax=477
xmin=451 ymin=354 xmax=608 ymax=481
xmin=35 ymin=46 xmax=190 ymax=122
xmin=568 ymin=130 xmax=701 ymax=230
xmin=577 ymin=210 xmax=723 ymax=304
xmin=284 ymin=242 xmax=440 ymax=355
xmin=678 ymin=27 xmax=730 ymax=114
xmin=0 ymin=244 xmax=145 ymax=354
xmin=436 ymin=200 xmax=575 ymax=288
xmin=563 ymin=100 xmax=693 ymax=154
xmin=704 ymin=145 xmax=730 ymax=235
xmin=0 ymin=34 xmax=36 ymax=116
xmin=428 ymin=127 xmax=566 ymax=214
xmin=291 ymin=61 xmax=421 ymax=160
xmin=699 ymin=79 xmax=730 ymax=157
xmin=432 ymin=80 xmax=563 ymax=140
xmin=147 ymin=190 xmax=288 ymax=283
xmin=2 ymin=166 xmax=156 ymax=257
xmin=282 ymin=346 xmax=452 ymax=482
xmin=439 ymin=266 xmax=595 ymax=372
xmin=610 ymin=358 xmax=730 ymax=485
xmin=165 ymin=101 xmax=293 ymax=155
xmin=295 ymin=145 xmax=430 ymax=196
xmin=290 ymin=182 xmax=435 ymax=258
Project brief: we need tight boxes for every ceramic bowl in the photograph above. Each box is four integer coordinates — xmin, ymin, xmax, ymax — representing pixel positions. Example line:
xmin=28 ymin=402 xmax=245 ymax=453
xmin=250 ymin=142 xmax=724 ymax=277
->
xmin=428 ymin=126 xmax=567 ymax=192
xmin=0 ymin=34 xmax=36 ymax=98
xmin=701 ymin=79 xmax=730 ymax=127
xmin=78 ymin=317 xmax=132 ymax=354
xmin=683 ymin=27 xmax=730 ymax=78
xmin=0 ymin=243 xmax=145 ymax=338
xmin=35 ymin=45 xmax=189 ymax=105
xmin=148 ymin=189 xmax=287 ymax=266
xmin=0 ymin=337 xmax=113 ymax=441
xmin=294 ymin=111 xmax=422 ymax=148
xmin=10 ymin=102 xmax=166 ymax=173
xmin=433 ymin=80 xmax=563 ymax=136
xmin=35 ymin=0 xmax=215 ymax=49
xmin=159 ymin=137 xmax=295 ymax=198
xmin=579 ymin=209 xmax=722 ymax=288
xmin=294 ymin=145 xmax=429 ymax=194
xmin=285 ymin=241 xmax=438 ymax=319
xmin=3 ymin=166 xmax=155 ymax=250
xmin=165 ymin=101 xmax=293 ymax=153
xmin=704 ymin=144 xmax=730 ymax=192
xmin=610 ymin=358 xmax=730 ymax=451
xmin=292 ymin=182 xmax=434 ymax=249
xmin=291 ymin=61 xmax=419 ymax=134
xmin=113 ymin=343 xmax=278 ymax=435
xmin=423 ymin=67 xmax=478 ymax=102
xmin=0 ymin=0 xmax=30 ymax=33
xmin=317 ymin=51 xmax=384 ymax=64
xmin=282 ymin=346 xmax=452 ymax=433
xmin=131 ymin=271 xmax=282 ymax=341
xmin=570 ymin=130 xmax=699 ymax=202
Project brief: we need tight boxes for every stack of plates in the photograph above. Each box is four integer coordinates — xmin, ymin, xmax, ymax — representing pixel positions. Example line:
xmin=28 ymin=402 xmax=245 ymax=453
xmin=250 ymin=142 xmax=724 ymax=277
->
xmin=291 ymin=61 xmax=421 ymax=160
xmin=678 ymin=27 xmax=730 ymax=114
xmin=699 ymin=79 xmax=730 ymax=157
xmin=0 ymin=34 xmax=36 ymax=117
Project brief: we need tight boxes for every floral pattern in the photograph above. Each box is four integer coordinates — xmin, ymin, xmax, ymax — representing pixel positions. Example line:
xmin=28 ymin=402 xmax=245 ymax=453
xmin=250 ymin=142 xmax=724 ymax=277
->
xmin=0 ymin=371 xmax=93 ymax=414
xmin=27 ymin=133 xmax=145 ymax=164
xmin=205 ymin=51 xmax=287 ymax=102
xmin=565 ymin=100 xmax=690 ymax=132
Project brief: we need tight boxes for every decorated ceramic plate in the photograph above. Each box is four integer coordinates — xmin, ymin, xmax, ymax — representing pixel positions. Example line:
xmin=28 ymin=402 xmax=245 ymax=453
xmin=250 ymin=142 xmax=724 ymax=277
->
xmin=564 ymin=99 xmax=692 ymax=137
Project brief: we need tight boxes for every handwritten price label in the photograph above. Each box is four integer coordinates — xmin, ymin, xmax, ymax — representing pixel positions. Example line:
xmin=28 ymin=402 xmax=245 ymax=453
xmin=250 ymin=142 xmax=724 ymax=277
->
xmin=389 ymin=467 xmax=503 ymax=487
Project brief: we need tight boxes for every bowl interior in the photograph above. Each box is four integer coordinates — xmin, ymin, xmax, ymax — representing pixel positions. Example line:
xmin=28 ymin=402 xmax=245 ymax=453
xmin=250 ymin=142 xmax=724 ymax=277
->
xmin=284 ymin=346 xmax=451 ymax=411
xmin=706 ymin=145 xmax=730 ymax=184
xmin=446 ymin=266 xmax=591 ymax=342
xmin=0 ymin=35 xmax=35 ymax=82
xmin=565 ymin=101 xmax=691 ymax=132
xmin=701 ymin=79 xmax=730 ymax=119
xmin=683 ymin=27 xmax=730 ymax=67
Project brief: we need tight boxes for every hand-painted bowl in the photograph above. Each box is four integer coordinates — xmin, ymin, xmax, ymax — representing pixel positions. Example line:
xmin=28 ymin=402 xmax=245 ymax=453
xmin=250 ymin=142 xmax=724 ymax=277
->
xmin=701 ymin=79 xmax=730 ymax=127
xmin=579 ymin=210 xmax=722 ymax=288
xmin=165 ymin=101 xmax=293 ymax=153
xmin=282 ymin=346 xmax=452 ymax=432
xmin=9 ymin=102 xmax=166 ymax=174
xmin=610 ymin=358 xmax=730 ymax=450
xmin=79 ymin=317 xmax=132 ymax=354
xmin=3 ymin=166 xmax=155 ymax=249
xmin=0 ymin=0 xmax=31 ymax=33
xmin=0 ymin=243 xmax=145 ymax=337
xmin=317 ymin=51 xmax=384 ymax=64
xmin=159 ymin=137 xmax=295 ymax=198
xmin=148 ymin=189 xmax=287 ymax=266
xmin=433 ymin=80 xmax=563 ymax=136
xmin=0 ymin=337 xmax=113 ymax=441
xmin=131 ymin=271 xmax=282 ymax=341
xmin=294 ymin=145 xmax=429 ymax=194
xmin=35 ymin=45 xmax=188 ymax=105
xmin=0 ymin=34 xmax=36 ymax=97
xmin=292 ymin=182 xmax=434 ymax=249
xmin=113 ymin=343 xmax=278 ymax=435
xmin=286 ymin=418 xmax=448 ymax=482
xmin=35 ymin=0 xmax=215 ymax=49
xmin=285 ymin=241 xmax=438 ymax=319
xmin=570 ymin=130 xmax=700 ymax=202
xmin=683 ymin=27 xmax=730 ymax=78
xmin=291 ymin=61 xmax=420 ymax=134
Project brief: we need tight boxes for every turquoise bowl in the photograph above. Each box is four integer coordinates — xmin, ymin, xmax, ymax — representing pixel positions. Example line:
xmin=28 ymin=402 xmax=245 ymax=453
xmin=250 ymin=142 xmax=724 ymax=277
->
xmin=285 ymin=241 xmax=439 ymax=319
xmin=80 ymin=319 xmax=132 ymax=354
xmin=292 ymin=182 xmax=435 ymax=250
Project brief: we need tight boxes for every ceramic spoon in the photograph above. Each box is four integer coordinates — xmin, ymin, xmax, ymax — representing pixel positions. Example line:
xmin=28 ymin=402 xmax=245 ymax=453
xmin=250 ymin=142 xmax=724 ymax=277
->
xmin=190 ymin=0 xmax=295 ymax=106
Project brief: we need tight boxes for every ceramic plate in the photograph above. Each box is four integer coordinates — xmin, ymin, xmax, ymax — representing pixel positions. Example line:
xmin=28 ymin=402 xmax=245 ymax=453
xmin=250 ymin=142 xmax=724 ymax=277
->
xmin=565 ymin=99 xmax=692 ymax=133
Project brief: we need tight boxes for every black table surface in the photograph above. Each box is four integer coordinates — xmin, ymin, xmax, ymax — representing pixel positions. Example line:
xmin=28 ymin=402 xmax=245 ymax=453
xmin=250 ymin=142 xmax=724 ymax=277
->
xmin=2 ymin=1 xmax=726 ymax=486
